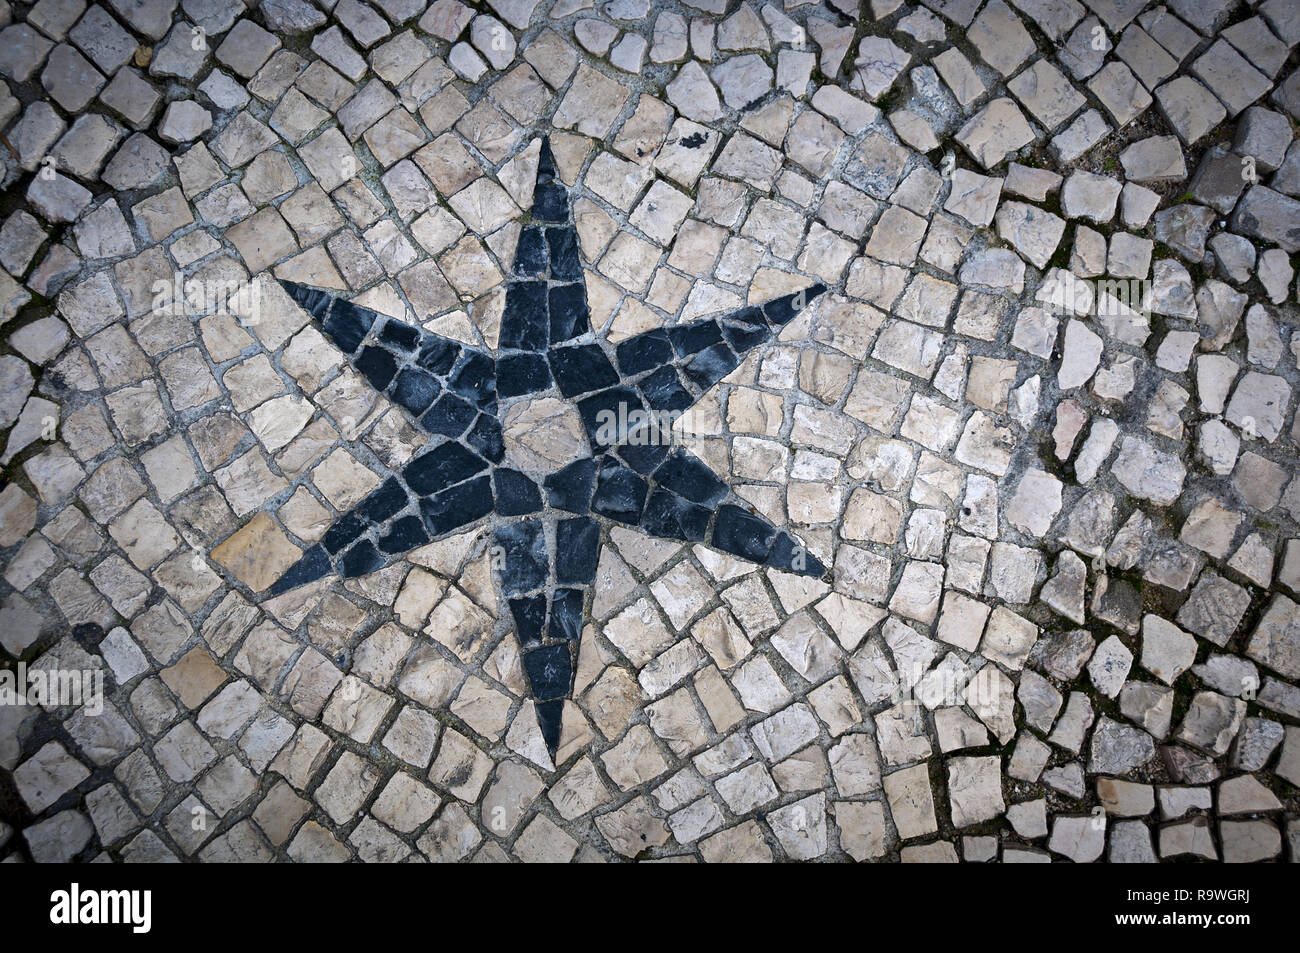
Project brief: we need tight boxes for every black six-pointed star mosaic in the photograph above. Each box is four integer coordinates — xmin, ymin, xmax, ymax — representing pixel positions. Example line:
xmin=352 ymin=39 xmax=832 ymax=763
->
xmin=270 ymin=137 xmax=826 ymax=759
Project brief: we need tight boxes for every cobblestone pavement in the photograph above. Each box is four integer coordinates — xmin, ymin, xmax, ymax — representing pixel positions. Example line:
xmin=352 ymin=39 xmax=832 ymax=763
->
xmin=0 ymin=0 xmax=1297 ymax=864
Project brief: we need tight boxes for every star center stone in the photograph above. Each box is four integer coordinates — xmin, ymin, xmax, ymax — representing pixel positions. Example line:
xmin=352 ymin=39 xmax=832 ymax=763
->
xmin=501 ymin=395 xmax=589 ymax=477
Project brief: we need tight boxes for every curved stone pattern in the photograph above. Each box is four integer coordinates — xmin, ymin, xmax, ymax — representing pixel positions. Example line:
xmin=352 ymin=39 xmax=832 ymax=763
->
xmin=0 ymin=0 xmax=1297 ymax=865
